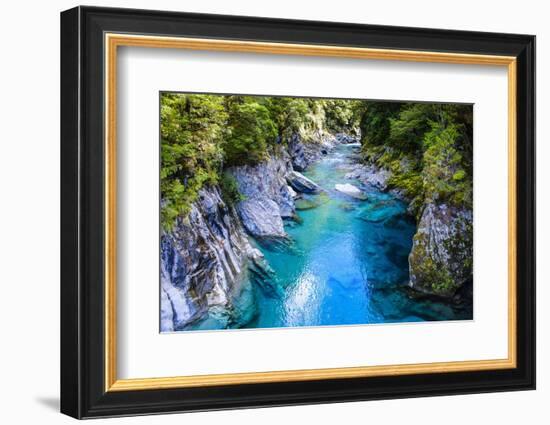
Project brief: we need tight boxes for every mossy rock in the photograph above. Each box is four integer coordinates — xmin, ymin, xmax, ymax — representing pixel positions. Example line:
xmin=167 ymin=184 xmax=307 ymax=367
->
xmin=408 ymin=203 xmax=473 ymax=298
xmin=295 ymin=193 xmax=329 ymax=210
xmin=295 ymin=199 xmax=320 ymax=210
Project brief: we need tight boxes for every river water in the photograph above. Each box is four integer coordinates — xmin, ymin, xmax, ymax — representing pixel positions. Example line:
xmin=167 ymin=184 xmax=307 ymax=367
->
xmin=193 ymin=143 xmax=472 ymax=331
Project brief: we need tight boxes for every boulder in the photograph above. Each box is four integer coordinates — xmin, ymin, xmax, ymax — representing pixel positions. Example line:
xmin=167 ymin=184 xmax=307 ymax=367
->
xmin=288 ymin=133 xmax=340 ymax=171
xmin=345 ymin=163 xmax=391 ymax=191
xmin=287 ymin=185 xmax=298 ymax=199
xmin=230 ymin=157 xmax=295 ymax=219
xmin=229 ymin=156 xmax=296 ymax=238
xmin=287 ymin=170 xmax=321 ymax=193
xmin=408 ymin=203 xmax=473 ymax=298
xmin=334 ymin=132 xmax=360 ymax=144
xmin=237 ymin=198 xmax=286 ymax=238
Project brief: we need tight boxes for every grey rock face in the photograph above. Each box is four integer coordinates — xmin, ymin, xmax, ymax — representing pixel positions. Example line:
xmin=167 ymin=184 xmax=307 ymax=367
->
xmin=408 ymin=203 xmax=473 ymax=298
xmin=287 ymin=170 xmax=321 ymax=194
xmin=288 ymin=134 xmax=310 ymax=172
xmin=236 ymin=198 xmax=286 ymax=238
xmin=230 ymin=156 xmax=295 ymax=238
xmin=160 ymin=187 xmax=263 ymax=331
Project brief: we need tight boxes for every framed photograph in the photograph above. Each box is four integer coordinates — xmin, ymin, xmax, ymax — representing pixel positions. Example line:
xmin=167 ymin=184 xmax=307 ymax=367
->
xmin=60 ymin=6 xmax=535 ymax=419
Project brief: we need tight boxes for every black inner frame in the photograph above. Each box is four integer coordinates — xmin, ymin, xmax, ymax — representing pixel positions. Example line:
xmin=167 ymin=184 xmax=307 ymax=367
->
xmin=60 ymin=6 xmax=535 ymax=419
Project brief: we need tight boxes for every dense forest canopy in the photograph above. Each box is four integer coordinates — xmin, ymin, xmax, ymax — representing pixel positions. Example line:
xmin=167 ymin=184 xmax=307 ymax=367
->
xmin=160 ymin=93 xmax=472 ymax=228
xmin=358 ymin=101 xmax=473 ymax=216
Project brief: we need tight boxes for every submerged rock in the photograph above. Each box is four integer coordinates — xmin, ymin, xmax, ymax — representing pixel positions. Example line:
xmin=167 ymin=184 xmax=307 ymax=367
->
xmin=287 ymin=170 xmax=321 ymax=193
xmin=334 ymin=183 xmax=367 ymax=200
xmin=408 ymin=203 xmax=473 ymax=298
xmin=338 ymin=202 xmax=355 ymax=211
xmin=160 ymin=187 xmax=265 ymax=332
xmin=359 ymin=200 xmax=406 ymax=223
xmin=295 ymin=199 xmax=319 ymax=210
xmin=295 ymin=193 xmax=329 ymax=211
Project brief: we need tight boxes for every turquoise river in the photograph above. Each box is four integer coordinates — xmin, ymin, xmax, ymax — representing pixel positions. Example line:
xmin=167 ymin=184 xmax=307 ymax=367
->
xmin=194 ymin=143 xmax=472 ymax=330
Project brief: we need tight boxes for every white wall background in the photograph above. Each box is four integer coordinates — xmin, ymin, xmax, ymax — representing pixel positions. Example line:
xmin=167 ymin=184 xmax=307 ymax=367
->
xmin=0 ymin=0 xmax=545 ymax=423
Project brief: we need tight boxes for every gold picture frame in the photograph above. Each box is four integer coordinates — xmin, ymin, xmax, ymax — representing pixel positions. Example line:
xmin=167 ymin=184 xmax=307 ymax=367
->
xmin=104 ymin=33 xmax=517 ymax=392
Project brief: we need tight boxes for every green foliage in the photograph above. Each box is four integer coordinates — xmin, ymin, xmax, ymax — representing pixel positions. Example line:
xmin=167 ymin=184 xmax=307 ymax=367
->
xmin=220 ymin=172 xmax=244 ymax=205
xmin=161 ymin=94 xmax=359 ymax=227
xmin=452 ymin=170 xmax=466 ymax=181
xmin=160 ymin=92 xmax=472 ymax=230
xmin=359 ymin=102 xmax=402 ymax=147
xmin=267 ymin=97 xmax=312 ymax=141
xmin=387 ymin=169 xmax=424 ymax=207
xmin=324 ymin=99 xmax=360 ymax=132
xmin=223 ymin=97 xmax=278 ymax=166
xmin=160 ymin=93 xmax=226 ymax=229
xmin=387 ymin=104 xmax=435 ymax=152
xmin=422 ymin=122 xmax=472 ymax=207
xmin=358 ymin=102 xmax=473 ymax=217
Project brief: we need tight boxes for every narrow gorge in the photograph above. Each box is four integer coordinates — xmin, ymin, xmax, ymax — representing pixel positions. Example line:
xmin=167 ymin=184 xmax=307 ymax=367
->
xmin=160 ymin=95 xmax=473 ymax=332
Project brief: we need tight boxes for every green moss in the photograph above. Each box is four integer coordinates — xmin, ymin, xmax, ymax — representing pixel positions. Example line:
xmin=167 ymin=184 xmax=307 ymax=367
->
xmin=409 ymin=209 xmax=472 ymax=298
xmin=421 ymin=122 xmax=472 ymax=209
xmin=388 ymin=170 xmax=423 ymax=200
xmin=431 ymin=272 xmax=460 ymax=295
xmin=452 ymin=169 xmax=466 ymax=181
xmin=410 ymin=241 xmax=459 ymax=297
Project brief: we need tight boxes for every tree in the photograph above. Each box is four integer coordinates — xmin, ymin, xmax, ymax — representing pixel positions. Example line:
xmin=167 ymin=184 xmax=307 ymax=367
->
xmin=223 ymin=97 xmax=277 ymax=166
xmin=160 ymin=93 xmax=226 ymax=228
xmin=359 ymin=101 xmax=402 ymax=147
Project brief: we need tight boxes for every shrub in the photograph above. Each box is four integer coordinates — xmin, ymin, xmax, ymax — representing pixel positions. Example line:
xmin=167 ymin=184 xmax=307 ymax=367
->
xmin=223 ymin=99 xmax=277 ymax=166
xmin=220 ymin=172 xmax=244 ymax=205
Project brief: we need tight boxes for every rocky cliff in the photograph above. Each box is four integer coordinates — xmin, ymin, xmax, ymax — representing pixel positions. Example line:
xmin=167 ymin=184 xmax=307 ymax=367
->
xmin=229 ymin=154 xmax=296 ymax=239
xmin=408 ymin=203 xmax=473 ymax=298
xmin=160 ymin=187 xmax=265 ymax=331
